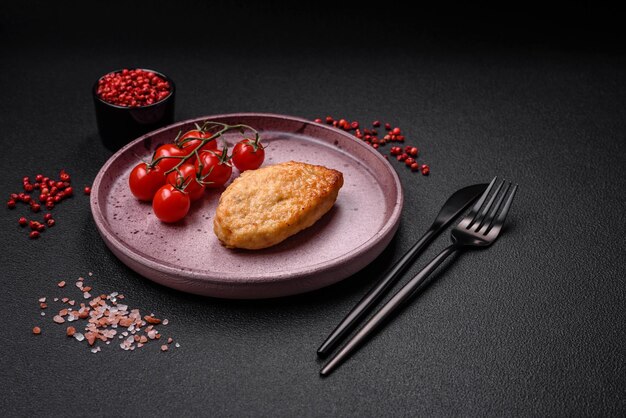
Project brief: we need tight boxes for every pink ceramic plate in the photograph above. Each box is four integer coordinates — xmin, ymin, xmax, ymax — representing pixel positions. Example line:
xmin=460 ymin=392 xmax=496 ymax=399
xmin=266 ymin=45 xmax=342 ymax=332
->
xmin=91 ymin=113 xmax=403 ymax=299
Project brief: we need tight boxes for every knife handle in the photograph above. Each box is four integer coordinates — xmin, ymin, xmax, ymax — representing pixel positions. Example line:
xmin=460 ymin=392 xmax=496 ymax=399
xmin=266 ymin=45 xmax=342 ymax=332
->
xmin=320 ymin=244 xmax=459 ymax=376
xmin=316 ymin=227 xmax=437 ymax=357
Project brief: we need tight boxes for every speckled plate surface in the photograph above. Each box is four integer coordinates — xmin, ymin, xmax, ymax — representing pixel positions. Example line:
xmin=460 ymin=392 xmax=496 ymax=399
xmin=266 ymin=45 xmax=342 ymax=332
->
xmin=91 ymin=113 xmax=403 ymax=299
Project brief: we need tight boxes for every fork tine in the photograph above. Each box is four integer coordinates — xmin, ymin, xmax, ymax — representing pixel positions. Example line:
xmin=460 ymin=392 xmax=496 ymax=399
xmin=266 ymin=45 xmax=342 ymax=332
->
xmin=486 ymin=183 xmax=518 ymax=234
xmin=467 ymin=176 xmax=498 ymax=227
xmin=477 ymin=181 xmax=510 ymax=233
xmin=473 ymin=179 xmax=505 ymax=231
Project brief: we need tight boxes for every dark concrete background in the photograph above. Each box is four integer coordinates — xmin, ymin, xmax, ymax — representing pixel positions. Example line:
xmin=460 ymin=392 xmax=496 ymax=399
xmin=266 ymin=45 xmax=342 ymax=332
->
xmin=1 ymin=2 xmax=624 ymax=416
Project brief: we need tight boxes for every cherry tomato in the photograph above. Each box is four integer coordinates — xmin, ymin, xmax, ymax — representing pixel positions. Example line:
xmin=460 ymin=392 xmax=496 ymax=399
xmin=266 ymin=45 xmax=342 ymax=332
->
xmin=179 ymin=130 xmax=219 ymax=155
xmin=194 ymin=150 xmax=232 ymax=188
xmin=153 ymin=143 xmax=186 ymax=172
xmin=232 ymin=138 xmax=265 ymax=172
xmin=166 ymin=163 xmax=205 ymax=202
xmin=129 ymin=163 xmax=165 ymax=201
xmin=152 ymin=184 xmax=191 ymax=223
xmin=171 ymin=131 xmax=219 ymax=165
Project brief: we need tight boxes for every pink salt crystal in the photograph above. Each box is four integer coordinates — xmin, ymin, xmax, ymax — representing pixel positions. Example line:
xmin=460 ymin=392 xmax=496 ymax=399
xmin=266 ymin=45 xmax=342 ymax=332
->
xmin=53 ymin=315 xmax=65 ymax=324
xmin=160 ymin=345 xmax=168 ymax=352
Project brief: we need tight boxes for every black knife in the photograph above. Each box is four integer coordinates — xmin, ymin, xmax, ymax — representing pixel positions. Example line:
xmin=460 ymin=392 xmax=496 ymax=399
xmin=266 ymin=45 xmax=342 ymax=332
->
xmin=317 ymin=183 xmax=488 ymax=357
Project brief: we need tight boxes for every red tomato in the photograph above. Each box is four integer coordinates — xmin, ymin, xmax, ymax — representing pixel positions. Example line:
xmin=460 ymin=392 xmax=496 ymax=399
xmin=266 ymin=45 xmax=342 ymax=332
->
xmin=166 ymin=163 xmax=205 ymax=202
xmin=128 ymin=163 xmax=165 ymax=201
xmin=152 ymin=184 xmax=191 ymax=223
xmin=232 ymin=138 xmax=265 ymax=171
xmin=153 ymin=143 xmax=186 ymax=172
xmin=179 ymin=130 xmax=218 ymax=156
xmin=194 ymin=150 xmax=232 ymax=188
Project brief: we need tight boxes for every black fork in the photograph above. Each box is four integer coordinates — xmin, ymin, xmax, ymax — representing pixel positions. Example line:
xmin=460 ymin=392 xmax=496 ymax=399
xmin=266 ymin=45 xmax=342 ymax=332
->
xmin=320 ymin=177 xmax=518 ymax=376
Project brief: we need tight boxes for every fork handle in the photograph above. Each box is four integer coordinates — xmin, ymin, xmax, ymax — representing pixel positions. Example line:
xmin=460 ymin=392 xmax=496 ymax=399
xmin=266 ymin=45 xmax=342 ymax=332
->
xmin=317 ymin=228 xmax=438 ymax=357
xmin=320 ymin=244 xmax=459 ymax=376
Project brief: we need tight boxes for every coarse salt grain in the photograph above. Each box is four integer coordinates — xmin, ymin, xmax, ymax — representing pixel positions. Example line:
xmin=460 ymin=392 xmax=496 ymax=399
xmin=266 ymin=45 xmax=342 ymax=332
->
xmin=37 ymin=273 xmax=177 ymax=353
xmin=160 ymin=345 xmax=168 ymax=352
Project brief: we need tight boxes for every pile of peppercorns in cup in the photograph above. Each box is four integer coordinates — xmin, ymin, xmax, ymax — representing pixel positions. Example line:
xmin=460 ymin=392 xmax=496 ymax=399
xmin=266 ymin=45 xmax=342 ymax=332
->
xmin=95 ymin=68 xmax=171 ymax=108
xmin=314 ymin=116 xmax=430 ymax=176
xmin=6 ymin=170 xmax=90 ymax=239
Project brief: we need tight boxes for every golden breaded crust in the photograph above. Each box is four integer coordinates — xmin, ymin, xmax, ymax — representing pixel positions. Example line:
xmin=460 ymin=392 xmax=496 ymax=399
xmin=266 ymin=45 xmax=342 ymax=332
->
xmin=214 ymin=161 xmax=344 ymax=249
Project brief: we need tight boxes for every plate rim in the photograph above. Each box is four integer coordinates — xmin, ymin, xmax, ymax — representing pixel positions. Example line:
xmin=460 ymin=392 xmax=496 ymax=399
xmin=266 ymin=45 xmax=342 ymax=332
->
xmin=90 ymin=113 xmax=403 ymax=290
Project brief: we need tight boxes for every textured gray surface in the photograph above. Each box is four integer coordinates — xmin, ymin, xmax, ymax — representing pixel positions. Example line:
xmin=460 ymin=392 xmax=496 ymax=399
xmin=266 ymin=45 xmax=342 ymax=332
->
xmin=1 ymin=2 xmax=625 ymax=417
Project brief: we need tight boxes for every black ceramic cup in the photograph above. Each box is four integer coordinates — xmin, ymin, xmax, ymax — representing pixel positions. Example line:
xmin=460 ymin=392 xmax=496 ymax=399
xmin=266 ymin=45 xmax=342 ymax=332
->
xmin=92 ymin=69 xmax=175 ymax=150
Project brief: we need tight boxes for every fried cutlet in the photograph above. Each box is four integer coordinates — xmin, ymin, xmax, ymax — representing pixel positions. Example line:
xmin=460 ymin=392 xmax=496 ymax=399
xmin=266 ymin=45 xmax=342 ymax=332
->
xmin=213 ymin=161 xmax=343 ymax=249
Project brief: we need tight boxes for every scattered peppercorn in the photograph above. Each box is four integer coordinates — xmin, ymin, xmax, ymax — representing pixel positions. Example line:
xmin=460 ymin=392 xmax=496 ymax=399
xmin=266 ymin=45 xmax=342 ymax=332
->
xmin=313 ymin=116 xmax=430 ymax=176
xmin=6 ymin=170 xmax=81 ymax=239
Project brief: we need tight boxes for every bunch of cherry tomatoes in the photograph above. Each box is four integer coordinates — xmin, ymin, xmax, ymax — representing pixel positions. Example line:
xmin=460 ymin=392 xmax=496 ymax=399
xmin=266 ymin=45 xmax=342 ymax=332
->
xmin=128 ymin=121 xmax=264 ymax=223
